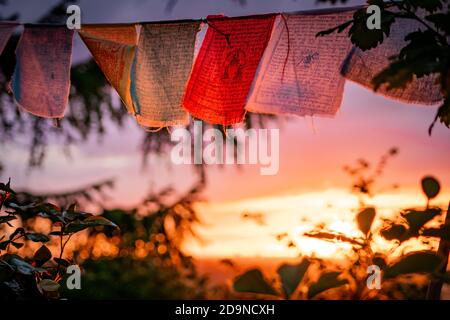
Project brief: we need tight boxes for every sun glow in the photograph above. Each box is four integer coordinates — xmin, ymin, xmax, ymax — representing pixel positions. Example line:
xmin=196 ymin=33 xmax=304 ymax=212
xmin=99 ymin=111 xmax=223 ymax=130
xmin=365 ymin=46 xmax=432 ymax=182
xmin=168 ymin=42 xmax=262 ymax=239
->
xmin=183 ymin=188 xmax=448 ymax=259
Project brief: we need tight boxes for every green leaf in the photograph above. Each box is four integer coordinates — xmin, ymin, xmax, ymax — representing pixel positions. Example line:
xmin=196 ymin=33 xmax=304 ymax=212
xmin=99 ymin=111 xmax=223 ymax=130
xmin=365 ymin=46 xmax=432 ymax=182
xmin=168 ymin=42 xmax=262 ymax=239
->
xmin=83 ymin=215 xmax=118 ymax=227
xmin=64 ymin=222 xmax=89 ymax=234
xmin=65 ymin=215 xmax=119 ymax=234
xmin=421 ymin=176 xmax=440 ymax=199
xmin=356 ymin=207 xmax=376 ymax=235
xmin=307 ymin=272 xmax=348 ymax=299
xmin=33 ymin=245 xmax=52 ymax=266
xmin=233 ymin=269 xmax=278 ymax=296
xmin=6 ymin=255 xmax=45 ymax=275
xmin=25 ymin=233 xmax=50 ymax=243
xmin=277 ymin=259 xmax=311 ymax=298
xmin=62 ymin=204 xmax=93 ymax=222
xmin=384 ymin=251 xmax=443 ymax=278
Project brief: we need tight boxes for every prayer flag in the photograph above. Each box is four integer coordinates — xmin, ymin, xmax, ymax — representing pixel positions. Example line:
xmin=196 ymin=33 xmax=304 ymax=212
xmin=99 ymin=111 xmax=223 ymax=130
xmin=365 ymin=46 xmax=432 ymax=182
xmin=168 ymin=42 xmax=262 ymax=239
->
xmin=12 ymin=26 xmax=74 ymax=118
xmin=79 ymin=24 xmax=137 ymax=113
xmin=183 ymin=14 xmax=276 ymax=125
xmin=130 ymin=21 xmax=200 ymax=127
xmin=246 ymin=9 xmax=355 ymax=117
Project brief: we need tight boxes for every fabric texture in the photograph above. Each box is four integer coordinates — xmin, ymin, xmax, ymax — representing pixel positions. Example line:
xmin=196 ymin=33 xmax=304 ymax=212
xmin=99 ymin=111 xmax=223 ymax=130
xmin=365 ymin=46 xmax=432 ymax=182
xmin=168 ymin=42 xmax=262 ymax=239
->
xmin=131 ymin=21 xmax=200 ymax=127
xmin=183 ymin=14 xmax=276 ymax=125
xmin=0 ymin=22 xmax=18 ymax=55
xmin=79 ymin=24 xmax=137 ymax=113
xmin=246 ymin=9 xmax=355 ymax=117
xmin=12 ymin=26 xmax=74 ymax=118
xmin=341 ymin=19 xmax=442 ymax=105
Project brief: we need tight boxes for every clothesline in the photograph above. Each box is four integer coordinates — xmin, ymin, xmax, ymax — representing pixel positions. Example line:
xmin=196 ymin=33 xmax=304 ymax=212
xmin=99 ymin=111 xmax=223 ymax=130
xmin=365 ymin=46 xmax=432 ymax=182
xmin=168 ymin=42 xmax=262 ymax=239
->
xmin=14 ymin=5 xmax=367 ymax=27
xmin=0 ymin=5 xmax=441 ymax=129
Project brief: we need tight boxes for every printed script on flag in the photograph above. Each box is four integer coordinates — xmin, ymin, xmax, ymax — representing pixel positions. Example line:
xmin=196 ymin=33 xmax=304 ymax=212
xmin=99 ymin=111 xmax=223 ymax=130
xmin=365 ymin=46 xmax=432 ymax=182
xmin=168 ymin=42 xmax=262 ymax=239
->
xmin=79 ymin=24 xmax=137 ymax=114
xmin=131 ymin=22 xmax=200 ymax=127
xmin=246 ymin=9 xmax=355 ymax=117
xmin=341 ymin=18 xmax=442 ymax=105
xmin=12 ymin=26 xmax=74 ymax=118
xmin=183 ymin=15 xmax=276 ymax=125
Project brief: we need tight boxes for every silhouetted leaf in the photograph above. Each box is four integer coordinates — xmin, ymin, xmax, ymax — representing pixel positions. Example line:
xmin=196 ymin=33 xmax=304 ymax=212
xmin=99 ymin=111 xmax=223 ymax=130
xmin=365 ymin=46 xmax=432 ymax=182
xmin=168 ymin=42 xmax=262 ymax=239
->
xmin=6 ymin=254 xmax=45 ymax=275
xmin=403 ymin=208 xmax=441 ymax=233
xmin=0 ymin=178 xmax=15 ymax=194
xmin=304 ymin=231 xmax=364 ymax=246
xmin=372 ymin=255 xmax=387 ymax=270
xmin=25 ymin=232 xmax=50 ymax=243
xmin=54 ymin=258 xmax=70 ymax=267
xmin=307 ymin=272 xmax=348 ymax=299
xmin=0 ymin=215 xmax=16 ymax=224
xmin=316 ymin=19 xmax=353 ymax=37
xmin=356 ymin=207 xmax=376 ymax=235
xmin=277 ymin=259 xmax=310 ymax=298
xmin=426 ymin=12 xmax=450 ymax=33
xmin=422 ymin=224 xmax=450 ymax=241
xmin=233 ymin=269 xmax=278 ymax=296
xmin=65 ymin=215 xmax=119 ymax=234
xmin=384 ymin=251 xmax=443 ymax=278
xmin=421 ymin=176 xmax=440 ymax=199
xmin=0 ymin=240 xmax=9 ymax=250
xmin=9 ymin=227 xmax=24 ymax=240
xmin=434 ymin=271 xmax=450 ymax=283
xmin=408 ymin=0 xmax=443 ymax=12
xmin=349 ymin=7 xmax=395 ymax=50
xmin=10 ymin=241 xmax=23 ymax=249
xmin=33 ymin=245 xmax=52 ymax=266
xmin=381 ymin=224 xmax=407 ymax=241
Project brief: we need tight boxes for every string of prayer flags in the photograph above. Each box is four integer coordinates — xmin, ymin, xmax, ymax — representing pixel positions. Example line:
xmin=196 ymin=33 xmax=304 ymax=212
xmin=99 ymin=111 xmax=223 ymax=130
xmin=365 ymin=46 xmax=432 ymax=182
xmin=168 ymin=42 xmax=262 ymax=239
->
xmin=79 ymin=24 xmax=137 ymax=114
xmin=130 ymin=21 xmax=200 ymax=127
xmin=11 ymin=26 xmax=74 ymax=118
xmin=341 ymin=19 xmax=442 ymax=105
xmin=246 ymin=9 xmax=355 ymax=117
xmin=0 ymin=22 xmax=18 ymax=55
xmin=183 ymin=14 xmax=276 ymax=125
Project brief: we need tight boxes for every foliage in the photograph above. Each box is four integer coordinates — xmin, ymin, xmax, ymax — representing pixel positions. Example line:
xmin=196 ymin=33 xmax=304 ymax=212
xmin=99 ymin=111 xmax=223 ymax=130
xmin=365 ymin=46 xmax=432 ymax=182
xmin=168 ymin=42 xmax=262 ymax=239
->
xmin=317 ymin=0 xmax=450 ymax=134
xmin=0 ymin=179 xmax=118 ymax=299
xmin=43 ymin=169 xmax=217 ymax=299
xmin=233 ymin=150 xmax=450 ymax=299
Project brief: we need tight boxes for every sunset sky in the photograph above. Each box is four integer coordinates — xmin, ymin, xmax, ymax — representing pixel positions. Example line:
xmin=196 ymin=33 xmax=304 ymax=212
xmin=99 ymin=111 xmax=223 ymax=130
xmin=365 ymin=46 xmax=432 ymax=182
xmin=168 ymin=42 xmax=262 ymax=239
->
xmin=1 ymin=0 xmax=449 ymax=258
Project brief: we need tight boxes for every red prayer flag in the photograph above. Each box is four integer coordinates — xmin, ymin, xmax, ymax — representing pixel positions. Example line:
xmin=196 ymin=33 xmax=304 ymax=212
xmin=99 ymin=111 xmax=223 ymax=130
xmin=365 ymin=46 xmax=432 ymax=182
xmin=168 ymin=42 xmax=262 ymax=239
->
xmin=183 ymin=14 xmax=276 ymax=125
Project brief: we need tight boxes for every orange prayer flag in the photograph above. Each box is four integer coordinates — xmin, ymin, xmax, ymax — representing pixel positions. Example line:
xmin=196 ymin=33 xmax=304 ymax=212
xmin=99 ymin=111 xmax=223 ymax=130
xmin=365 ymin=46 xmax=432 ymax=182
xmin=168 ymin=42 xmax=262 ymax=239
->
xmin=79 ymin=24 xmax=137 ymax=114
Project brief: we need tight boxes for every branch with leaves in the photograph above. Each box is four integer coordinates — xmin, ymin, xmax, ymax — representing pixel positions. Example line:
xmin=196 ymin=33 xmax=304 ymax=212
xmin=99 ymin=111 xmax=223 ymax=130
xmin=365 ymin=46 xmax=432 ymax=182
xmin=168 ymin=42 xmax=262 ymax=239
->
xmin=0 ymin=179 xmax=119 ymax=299
xmin=317 ymin=0 xmax=450 ymax=134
